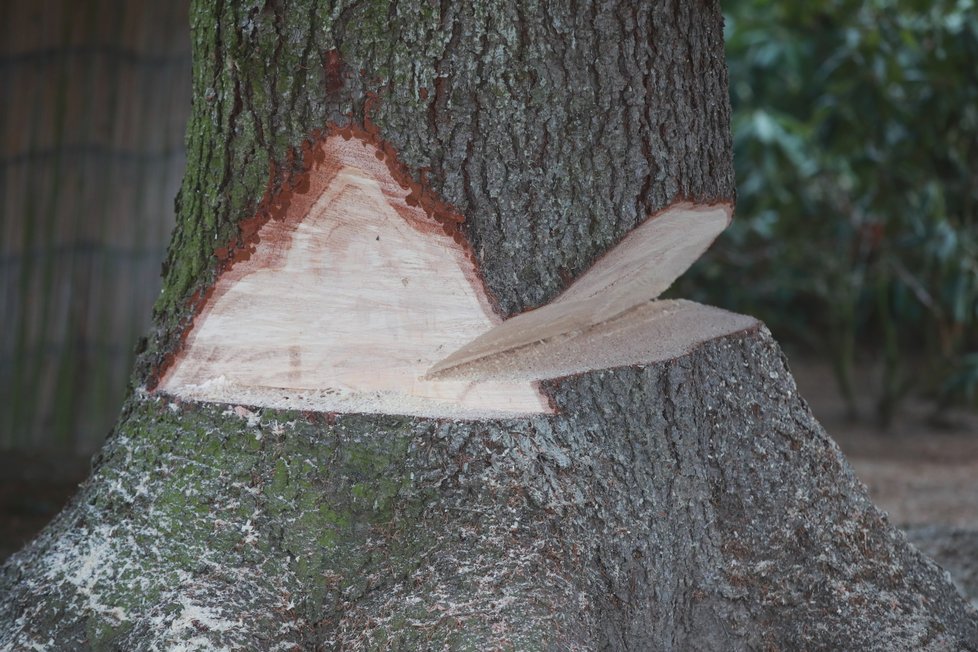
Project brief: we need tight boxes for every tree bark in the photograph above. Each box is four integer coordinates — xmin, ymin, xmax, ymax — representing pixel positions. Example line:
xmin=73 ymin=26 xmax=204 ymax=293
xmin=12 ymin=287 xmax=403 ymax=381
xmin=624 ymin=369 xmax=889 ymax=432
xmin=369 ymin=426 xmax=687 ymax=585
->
xmin=2 ymin=1 xmax=976 ymax=650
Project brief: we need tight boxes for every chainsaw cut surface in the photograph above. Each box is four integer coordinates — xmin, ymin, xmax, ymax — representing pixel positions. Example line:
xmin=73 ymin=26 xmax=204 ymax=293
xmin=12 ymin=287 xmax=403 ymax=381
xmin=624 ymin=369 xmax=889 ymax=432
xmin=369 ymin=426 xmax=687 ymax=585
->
xmin=158 ymin=136 xmax=552 ymax=418
xmin=427 ymin=203 xmax=736 ymax=380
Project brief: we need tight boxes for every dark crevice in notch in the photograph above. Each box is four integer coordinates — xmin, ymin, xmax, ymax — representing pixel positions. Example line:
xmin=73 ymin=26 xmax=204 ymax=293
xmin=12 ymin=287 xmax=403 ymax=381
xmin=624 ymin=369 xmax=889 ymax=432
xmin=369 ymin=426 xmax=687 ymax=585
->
xmin=430 ymin=0 xmax=459 ymax=200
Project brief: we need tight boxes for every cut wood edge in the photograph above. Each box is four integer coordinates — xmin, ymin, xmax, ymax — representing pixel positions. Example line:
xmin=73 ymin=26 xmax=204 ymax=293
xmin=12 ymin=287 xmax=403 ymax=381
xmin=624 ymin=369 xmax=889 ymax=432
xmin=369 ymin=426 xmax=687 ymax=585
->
xmin=427 ymin=300 xmax=760 ymax=383
xmin=156 ymin=131 xmax=553 ymax=419
xmin=427 ymin=202 xmax=732 ymax=380
xmin=155 ymin=130 xmax=742 ymax=419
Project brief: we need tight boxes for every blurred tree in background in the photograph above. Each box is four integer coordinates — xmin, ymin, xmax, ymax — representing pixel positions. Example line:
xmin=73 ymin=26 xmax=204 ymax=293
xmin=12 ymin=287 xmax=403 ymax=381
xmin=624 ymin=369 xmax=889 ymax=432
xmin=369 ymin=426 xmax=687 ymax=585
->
xmin=0 ymin=0 xmax=190 ymax=453
xmin=678 ymin=0 xmax=978 ymax=424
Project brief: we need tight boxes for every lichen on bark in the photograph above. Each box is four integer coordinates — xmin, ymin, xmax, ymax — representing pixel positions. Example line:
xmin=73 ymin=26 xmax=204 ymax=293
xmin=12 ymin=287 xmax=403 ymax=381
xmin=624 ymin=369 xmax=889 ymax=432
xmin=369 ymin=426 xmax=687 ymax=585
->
xmin=4 ymin=330 xmax=976 ymax=649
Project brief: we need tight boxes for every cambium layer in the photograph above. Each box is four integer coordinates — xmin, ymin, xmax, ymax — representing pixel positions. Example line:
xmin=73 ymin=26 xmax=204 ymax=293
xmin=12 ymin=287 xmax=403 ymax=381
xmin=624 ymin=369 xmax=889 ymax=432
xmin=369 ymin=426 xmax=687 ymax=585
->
xmin=156 ymin=130 xmax=757 ymax=418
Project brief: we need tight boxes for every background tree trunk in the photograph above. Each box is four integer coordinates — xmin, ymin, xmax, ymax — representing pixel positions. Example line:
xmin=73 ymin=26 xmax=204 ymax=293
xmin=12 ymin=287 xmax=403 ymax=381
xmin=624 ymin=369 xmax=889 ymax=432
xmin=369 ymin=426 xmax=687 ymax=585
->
xmin=0 ymin=0 xmax=190 ymax=452
xmin=2 ymin=1 xmax=975 ymax=649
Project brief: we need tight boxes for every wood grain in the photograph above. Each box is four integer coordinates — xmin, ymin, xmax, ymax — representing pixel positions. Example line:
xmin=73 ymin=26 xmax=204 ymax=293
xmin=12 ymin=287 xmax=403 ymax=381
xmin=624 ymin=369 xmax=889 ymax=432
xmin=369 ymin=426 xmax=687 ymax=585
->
xmin=158 ymin=135 xmax=551 ymax=418
xmin=427 ymin=203 xmax=745 ymax=380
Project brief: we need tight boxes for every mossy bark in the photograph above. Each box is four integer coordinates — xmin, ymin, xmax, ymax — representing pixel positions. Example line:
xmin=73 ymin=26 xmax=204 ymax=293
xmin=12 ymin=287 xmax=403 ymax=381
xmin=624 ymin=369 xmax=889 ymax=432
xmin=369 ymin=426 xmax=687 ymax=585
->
xmin=2 ymin=1 xmax=976 ymax=650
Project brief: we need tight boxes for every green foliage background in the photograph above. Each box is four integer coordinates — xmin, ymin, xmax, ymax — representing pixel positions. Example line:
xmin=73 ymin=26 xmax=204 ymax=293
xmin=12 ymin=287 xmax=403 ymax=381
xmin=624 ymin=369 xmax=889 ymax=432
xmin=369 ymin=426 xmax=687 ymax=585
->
xmin=678 ymin=0 xmax=978 ymax=422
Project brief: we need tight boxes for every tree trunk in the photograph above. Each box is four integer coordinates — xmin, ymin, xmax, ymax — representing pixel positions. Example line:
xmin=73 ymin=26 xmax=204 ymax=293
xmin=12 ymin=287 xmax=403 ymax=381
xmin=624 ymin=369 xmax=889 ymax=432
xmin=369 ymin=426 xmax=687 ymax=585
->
xmin=2 ymin=1 xmax=976 ymax=650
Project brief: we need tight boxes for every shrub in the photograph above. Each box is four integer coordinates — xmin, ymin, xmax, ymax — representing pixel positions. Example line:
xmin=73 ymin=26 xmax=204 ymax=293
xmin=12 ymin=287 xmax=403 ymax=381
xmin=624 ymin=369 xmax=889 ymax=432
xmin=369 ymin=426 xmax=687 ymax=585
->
xmin=677 ymin=0 xmax=978 ymax=424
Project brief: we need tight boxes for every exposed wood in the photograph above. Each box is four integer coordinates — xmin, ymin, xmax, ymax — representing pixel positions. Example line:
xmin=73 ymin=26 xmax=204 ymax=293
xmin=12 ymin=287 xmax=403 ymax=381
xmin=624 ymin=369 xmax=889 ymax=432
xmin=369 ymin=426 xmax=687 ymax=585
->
xmin=158 ymin=134 xmax=551 ymax=418
xmin=428 ymin=203 xmax=735 ymax=380
xmin=433 ymin=299 xmax=759 ymax=382
xmin=160 ymin=164 xmax=741 ymax=415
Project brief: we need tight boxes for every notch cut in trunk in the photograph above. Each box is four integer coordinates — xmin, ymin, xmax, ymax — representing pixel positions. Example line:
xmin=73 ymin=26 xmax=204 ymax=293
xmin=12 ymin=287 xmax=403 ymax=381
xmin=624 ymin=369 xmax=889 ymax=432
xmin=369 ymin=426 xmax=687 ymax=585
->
xmin=157 ymin=133 xmax=754 ymax=418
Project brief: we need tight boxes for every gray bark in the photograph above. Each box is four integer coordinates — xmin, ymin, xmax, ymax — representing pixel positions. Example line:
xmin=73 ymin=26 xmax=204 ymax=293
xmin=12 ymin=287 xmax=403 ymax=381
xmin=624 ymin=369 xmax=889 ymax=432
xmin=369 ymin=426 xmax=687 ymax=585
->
xmin=3 ymin=330 xmax=975 ymax=649
xmin=2 ymin=1 xmax=976 ymax=650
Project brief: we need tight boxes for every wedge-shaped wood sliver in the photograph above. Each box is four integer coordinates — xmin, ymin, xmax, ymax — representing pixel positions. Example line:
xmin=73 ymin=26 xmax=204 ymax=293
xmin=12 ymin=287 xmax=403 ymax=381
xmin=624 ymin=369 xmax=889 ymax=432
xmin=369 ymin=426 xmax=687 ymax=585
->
xmin=430 ymin=299 xmax=758 ymax=382
xmin=426 ymin=203 xmax=754 ymax=381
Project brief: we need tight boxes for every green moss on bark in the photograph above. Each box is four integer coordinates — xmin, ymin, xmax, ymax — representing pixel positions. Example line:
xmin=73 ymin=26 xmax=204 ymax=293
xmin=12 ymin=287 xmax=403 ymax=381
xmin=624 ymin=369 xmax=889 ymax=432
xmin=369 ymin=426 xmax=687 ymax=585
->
xmin=5 ymin=331 xmax=978 ymax=649
xmin=0 ymin=395 xmax=457 ymax=648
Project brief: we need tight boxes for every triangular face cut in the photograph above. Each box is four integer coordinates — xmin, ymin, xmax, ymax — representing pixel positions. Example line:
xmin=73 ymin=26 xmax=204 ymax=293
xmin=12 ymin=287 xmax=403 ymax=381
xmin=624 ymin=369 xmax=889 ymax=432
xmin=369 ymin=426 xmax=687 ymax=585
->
xmin=427 ymin=203 xmax=741 ymax=380
xmin=158 ymin=135 xmax=552 ymax=418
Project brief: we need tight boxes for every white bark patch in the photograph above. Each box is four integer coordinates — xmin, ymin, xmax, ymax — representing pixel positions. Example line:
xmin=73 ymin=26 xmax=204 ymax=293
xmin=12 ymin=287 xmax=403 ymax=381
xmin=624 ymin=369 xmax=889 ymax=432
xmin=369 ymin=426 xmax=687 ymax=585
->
xmin=0 ymin=431 xmax=309 ymax=651
xmin=159 ymin=597 xmax=236 ymax=652
xmin=41 ymin=524 xmax=131 ymax=626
